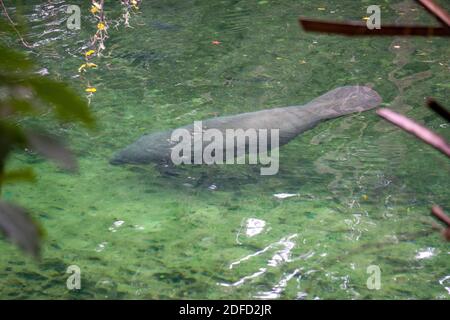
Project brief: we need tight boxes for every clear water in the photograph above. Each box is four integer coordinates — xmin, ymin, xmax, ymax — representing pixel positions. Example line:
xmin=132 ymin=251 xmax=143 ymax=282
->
xmin=1 ymin=0 xmax=449 ymax=299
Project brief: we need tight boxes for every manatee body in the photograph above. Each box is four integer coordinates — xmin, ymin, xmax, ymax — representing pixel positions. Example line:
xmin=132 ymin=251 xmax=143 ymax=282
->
xmin=110 ymin=86 xmax=382 ymax=166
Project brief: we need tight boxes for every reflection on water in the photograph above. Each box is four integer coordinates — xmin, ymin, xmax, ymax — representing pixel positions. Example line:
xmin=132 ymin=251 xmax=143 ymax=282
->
xmin=0 ymin=0 xmax=449 ymax=299
xmin=25 ymin=0 xmax=86 ymax=56
xmin=440 ymin=275 xmax=450 ymax=295
xmin=218 ymin=234 xmax=298 ymax=289
xmin=415 ymin=247 xmax=438 ymax=260
xmin=236 ymin=218 xmax=266 ymax=241
xmin=255 ymin=268 xmax=302 ymax=300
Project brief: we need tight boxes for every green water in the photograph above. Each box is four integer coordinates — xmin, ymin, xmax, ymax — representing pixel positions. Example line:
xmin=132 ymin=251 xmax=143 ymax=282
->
xmin=1 ymin=0 xmax=449 ymax=299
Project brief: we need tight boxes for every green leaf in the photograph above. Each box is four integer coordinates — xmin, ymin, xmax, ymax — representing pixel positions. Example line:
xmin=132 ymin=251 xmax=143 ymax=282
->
xmin=4 ymin=98 xmax=37 ymax=115
xmin=27 ymin=77 xmax=95 ymax=127
xmin=0 ymin=120 xmax=27 ymax=148
xmin=0 ymin=201 xmax=42 ymax=258
xmin=0 ymin=14 xmax=28 ymax=36
xmin=0 ymin=45 xmax=33 ymax=71
xmin=26 ymin=130 xmax=78 ymax=171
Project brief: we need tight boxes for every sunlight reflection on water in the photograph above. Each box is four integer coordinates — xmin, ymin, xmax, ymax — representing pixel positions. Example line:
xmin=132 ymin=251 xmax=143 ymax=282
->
xmin=218 ymin=234 xmax=302 ymax=297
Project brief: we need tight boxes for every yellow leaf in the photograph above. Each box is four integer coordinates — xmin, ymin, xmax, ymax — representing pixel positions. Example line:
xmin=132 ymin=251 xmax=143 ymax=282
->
xmin=90 ymin=6 xmax=99 ymax=14
xmin=78 ymin=63 xmax=97 ymax=72
xmin=85 ymin=50 xmax=95 ymax=57
xmin=85 ymin=87 xmax=97 ymax=93
xmin=97 ymin=22 xmax=106 ymax=31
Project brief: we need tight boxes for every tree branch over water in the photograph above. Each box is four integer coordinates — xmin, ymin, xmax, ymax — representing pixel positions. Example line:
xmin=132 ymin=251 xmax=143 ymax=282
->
xmin=298 ymin=0 xmax=450 ymax=241
xmin=299 ymin=0 xmax=450 ymax=37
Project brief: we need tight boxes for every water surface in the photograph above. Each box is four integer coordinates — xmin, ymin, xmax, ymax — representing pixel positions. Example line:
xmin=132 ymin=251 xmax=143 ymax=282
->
xmin=0 ymin=0 xmax=449 ymax=299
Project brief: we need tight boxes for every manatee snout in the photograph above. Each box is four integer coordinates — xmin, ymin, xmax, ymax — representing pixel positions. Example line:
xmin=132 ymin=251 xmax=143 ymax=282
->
xmin=109 ymin=150 xmax=143 ymax=165
xmin=109 ymin=155 xmax=125 ymax=165
xmin=109 ymin=147 xmax=138 ymax=165
xmin=110 ymin=140 xmax=168 ymax=165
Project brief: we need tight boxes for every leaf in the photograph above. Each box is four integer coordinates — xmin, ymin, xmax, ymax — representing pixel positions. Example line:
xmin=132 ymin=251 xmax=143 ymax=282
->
xmin=0 ymin=18 xmax=11 ymax=33
xmin=0 ymin=45 xmax=33 ymax=71
xmin=0 ymin=120 xmax=27 ymax=148
xmin=0 ymin=168 xmax=36 ymax=184
xmin=0 ymin=201 xmax=42 ymax=258
xmin=25 ymin=131 xmax=78 ymax=171
xmin=27 ymin=77 xmax=95 ymax=127
xmin=5 ymin=98 xmax=37 ymax=115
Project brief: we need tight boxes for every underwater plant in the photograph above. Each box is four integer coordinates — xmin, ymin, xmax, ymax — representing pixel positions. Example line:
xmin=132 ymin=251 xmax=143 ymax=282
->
xmin=0 ymin=17 xmax=95 ymax=258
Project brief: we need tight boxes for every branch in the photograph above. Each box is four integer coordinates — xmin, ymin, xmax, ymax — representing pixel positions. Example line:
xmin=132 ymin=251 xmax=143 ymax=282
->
xmin=299 ymin=0 xmax=450 ymax=37
xmin=427 ymin=98 xmax=450 ymax=123
xmin=376 ymin=108 xmax=450 ymax=158
xmin=431 ymin=205 xmax=450 ymax=227
xmin=299 ymin=18 xmax=450 ymax=37
xmin=416 ymin=0 xmax=450 ymax=27
xmin=0 ymin=0 xmax=33 ymax=48
xmin=431 ymin=206 xmax=450 ymax=241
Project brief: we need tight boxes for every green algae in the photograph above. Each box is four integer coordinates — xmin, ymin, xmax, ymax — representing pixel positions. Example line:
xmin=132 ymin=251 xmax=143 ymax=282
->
xmin=0 ymin=0 xmax=449 ymax=299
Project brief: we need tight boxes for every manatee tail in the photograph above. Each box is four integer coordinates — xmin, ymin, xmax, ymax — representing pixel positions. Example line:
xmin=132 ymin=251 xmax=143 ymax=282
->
xmin=303 ymin=85 xmax=382 ymax=120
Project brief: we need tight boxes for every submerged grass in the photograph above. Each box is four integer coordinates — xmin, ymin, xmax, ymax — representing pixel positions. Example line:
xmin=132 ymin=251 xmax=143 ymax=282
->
xmin=0 ymin=0 xmax=449 ymax=299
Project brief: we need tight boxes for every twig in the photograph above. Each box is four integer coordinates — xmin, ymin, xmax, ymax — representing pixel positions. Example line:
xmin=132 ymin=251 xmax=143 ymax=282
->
xmin=377 ymin=107 xmax=450 ymax=242
xmin=416 ymin=0 xmax=450 ymax=28
xmin=431 ymin=205 xmax=450 ymax=227
xmin=376 ymin=108 xmax=450 ymax=158
xmin=298 ymin=18 xmax=450 ymax=37
xmin=427 ymin=98 xmax=450 ymax=123
xmin=299 ymin=0 xmax=450 ymax=37
xmin=0 ymin=0 xmax=33 ymax=48
xmin=431 ymin=206 xmax=450 ymax=241
xmin=99 ymin=0 xmax=105 ymax=21
xmin=298 ymin=1 xmax=450 ymax=243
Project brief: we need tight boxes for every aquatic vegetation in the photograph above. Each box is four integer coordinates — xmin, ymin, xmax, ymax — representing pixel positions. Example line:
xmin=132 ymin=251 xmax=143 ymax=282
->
xmin=0 ymin=0 xmax=448 ymax=300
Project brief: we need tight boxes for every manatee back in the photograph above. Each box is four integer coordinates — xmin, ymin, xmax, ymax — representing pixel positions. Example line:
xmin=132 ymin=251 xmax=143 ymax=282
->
xmin=110 ymin=86 xmax=382 ymax=165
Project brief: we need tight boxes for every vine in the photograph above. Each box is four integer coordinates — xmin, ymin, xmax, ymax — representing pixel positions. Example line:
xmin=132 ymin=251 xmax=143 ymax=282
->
xmin=79 ymin=0 xmax=143 ymax=103
xmin=0 ymin=0 xmax=33 ymax=48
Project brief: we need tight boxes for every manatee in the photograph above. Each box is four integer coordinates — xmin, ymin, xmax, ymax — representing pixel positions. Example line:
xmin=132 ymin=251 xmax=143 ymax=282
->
xmin=110 ymin=86 xmax=382 ymax=166
xmin=151 ymin=21 xmax=181 ymax=31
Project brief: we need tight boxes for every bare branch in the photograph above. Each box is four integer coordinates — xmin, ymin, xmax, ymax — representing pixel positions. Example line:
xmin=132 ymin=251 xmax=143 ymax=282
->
xmin=299 ymin=18 xmax=450 ymax=37
xmin=416 ymin=0 xmax=450 ymax=27
xmin=377 ymin=108 xmax=450 ymax=158
xmin=427 ymin=98 xmax=450 ymax=123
